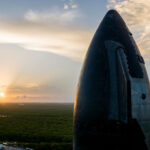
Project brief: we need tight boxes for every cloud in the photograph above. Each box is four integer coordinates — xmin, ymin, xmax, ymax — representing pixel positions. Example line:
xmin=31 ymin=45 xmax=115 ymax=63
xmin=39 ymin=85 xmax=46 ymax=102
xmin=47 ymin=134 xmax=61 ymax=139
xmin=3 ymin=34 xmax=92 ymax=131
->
xmin=71 ymin=4 xmax=78 ymax=9
xmin=64 ymin=4 xmax=69 ymax=10
xmin=0 ymin=9 xmax=92 ymax=61
xmin=62 ymin=0 xmax=78 ymax=10
xmin=24 ymin=9 xmax=79 ymax=24
xmin=107 ymin=0 xmax=150 ymax=59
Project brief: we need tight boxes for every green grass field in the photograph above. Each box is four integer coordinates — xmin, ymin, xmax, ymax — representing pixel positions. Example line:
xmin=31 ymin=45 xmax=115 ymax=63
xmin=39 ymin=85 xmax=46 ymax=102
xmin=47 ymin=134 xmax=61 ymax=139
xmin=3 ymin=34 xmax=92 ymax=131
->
xmin=0 ymin=103 xmax=73 ymax=150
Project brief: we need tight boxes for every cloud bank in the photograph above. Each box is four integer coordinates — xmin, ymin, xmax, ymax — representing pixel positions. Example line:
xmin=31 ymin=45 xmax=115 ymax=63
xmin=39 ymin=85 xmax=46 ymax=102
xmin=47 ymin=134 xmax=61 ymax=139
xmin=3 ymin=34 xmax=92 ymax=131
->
xmin=0 ymin=9 xmax=92 ymax=61
xmin=107 ymin=0 xmax=150 ymax=59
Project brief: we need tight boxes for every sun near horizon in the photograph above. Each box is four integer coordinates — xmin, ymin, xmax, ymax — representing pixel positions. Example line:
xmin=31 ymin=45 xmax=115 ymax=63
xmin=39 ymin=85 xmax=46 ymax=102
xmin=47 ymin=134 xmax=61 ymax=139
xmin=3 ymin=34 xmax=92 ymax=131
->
xmin=0 ymin=92 xmax=5 ymax=98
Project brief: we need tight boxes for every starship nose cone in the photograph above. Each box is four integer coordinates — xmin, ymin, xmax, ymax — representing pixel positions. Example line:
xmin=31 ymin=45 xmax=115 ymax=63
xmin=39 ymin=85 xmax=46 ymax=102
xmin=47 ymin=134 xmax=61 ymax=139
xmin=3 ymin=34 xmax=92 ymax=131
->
xmin=73 ymin=10 xmax=150 ymax=150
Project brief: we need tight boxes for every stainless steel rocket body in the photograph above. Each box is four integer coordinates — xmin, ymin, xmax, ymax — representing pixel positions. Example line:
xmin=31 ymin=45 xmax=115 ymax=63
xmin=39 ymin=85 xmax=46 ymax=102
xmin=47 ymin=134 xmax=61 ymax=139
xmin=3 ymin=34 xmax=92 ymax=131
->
xmin=74 ymin=10 xmax=150 ymax=150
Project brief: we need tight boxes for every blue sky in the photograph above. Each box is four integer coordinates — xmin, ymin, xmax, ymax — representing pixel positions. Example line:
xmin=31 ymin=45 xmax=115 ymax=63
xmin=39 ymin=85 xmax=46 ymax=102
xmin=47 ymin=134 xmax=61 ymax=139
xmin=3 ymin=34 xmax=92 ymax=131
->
xmin=0 ymin=0 xmax=149 ymax=103
xmin=0 ymin=0 xmax=107 ymax=28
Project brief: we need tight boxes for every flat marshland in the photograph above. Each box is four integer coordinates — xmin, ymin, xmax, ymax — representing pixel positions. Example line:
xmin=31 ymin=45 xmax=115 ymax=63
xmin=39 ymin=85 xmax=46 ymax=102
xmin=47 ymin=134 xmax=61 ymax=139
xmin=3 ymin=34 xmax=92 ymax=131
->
xmin=0 ymin=103 xmax=73 ymax=150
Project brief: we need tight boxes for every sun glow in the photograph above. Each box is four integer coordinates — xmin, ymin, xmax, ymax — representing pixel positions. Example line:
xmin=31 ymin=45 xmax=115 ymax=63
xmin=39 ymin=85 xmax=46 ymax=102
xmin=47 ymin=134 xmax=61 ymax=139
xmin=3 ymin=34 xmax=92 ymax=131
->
xmin=0 ymin=92 xmax=5 ymax=97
